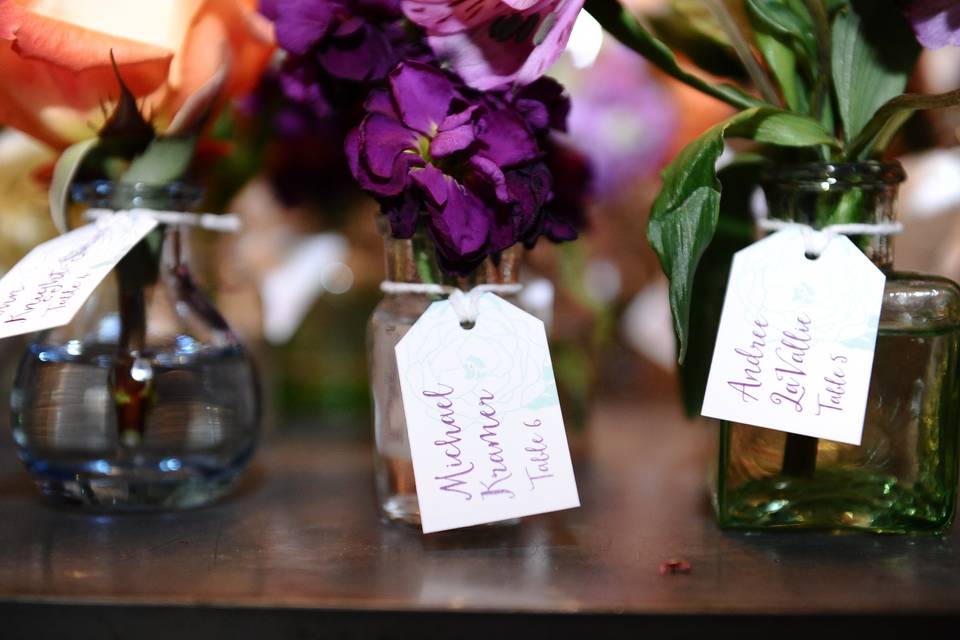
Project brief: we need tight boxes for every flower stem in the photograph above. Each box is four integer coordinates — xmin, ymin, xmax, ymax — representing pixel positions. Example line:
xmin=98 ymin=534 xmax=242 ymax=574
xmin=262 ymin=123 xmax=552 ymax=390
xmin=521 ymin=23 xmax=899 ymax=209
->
xmin=802 ymin=0 xmax=832 ymax=125
xmin=111 ymin=226 xmax=162 ymax=448
xmin=583 ymin=0 xmax=764 ymax=111
xmin=703 ymin=0 xmax=780 ymax=107
xmin=845 ymin=88 xmax=960 ymax=160
xmin=782 ymin=433 xmax=818 ymax=478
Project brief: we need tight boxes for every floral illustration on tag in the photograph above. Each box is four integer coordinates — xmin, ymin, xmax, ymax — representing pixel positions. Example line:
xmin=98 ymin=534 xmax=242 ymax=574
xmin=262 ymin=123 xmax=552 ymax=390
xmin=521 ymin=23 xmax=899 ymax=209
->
xmin=396 ymin=293 xmax=579 ymax=533
xmin=701 ymin=229 xmax=886 ymax=446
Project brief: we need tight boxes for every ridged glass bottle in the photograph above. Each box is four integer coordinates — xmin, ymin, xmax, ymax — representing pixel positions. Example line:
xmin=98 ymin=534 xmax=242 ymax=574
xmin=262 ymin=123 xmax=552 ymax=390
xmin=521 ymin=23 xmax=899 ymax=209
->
xmin=367 ymin=222 xmax=522 ymax=525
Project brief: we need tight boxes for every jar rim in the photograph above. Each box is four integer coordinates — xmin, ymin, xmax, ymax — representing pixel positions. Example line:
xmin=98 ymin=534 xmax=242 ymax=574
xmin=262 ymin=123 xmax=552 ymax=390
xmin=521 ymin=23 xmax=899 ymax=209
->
xmin=765 ymin=161 xmax=906 ymax=188
xmin=70 ymin=180 xmax=205 ymax=208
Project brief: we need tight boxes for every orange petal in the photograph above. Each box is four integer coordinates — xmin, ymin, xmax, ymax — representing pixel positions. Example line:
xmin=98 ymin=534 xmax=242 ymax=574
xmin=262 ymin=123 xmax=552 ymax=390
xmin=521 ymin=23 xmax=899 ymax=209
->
xmin=1 ymin=0 xmax=175 ymax=71
xmin=158 ymin=0 xmax=274 ymax=128
xmin=0 ymin=0 xmax=174 ymax=148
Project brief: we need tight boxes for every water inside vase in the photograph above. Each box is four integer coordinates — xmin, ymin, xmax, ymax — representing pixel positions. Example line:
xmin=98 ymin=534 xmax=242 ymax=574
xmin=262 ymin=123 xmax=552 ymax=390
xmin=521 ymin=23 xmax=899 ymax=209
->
xmin=11 ymin=337 xmax=259 ymax=509
xmin=718 ymin=320 xmax=960 ymax=533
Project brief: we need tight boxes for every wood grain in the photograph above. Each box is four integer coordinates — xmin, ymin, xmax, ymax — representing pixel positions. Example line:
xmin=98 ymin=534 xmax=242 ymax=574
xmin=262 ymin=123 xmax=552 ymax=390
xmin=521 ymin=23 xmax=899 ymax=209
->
xmin=0 ymin=401 xmax=957 ymax=616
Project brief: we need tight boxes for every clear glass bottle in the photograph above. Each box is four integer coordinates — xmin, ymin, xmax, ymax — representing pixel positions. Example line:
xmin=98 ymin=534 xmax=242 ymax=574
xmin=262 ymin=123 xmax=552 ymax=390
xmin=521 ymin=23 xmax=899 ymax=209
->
xmin=713 ymin=162 xmax=960 ymax=533
xmin=368 ymin=222 xmax=522 ymax=524
xmin=10 ymin=181 xmax=261 ymax=510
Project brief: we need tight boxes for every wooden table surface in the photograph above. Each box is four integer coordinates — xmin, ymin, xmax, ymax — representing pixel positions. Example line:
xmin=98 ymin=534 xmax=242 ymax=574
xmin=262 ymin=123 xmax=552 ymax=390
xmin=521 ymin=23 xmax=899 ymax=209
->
xmin=1 ymin=401 xmax=958 ymax=637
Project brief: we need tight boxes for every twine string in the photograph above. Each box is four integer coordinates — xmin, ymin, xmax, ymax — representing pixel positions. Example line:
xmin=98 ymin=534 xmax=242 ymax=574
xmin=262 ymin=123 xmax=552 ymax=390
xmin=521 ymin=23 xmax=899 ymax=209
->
xmin=756 ymin=219 xmax=903 ymax=257
xmin=379 ymin=281 xmax=523 ymax=326
xmin=84 ymin=208 xmax=242 ymax=233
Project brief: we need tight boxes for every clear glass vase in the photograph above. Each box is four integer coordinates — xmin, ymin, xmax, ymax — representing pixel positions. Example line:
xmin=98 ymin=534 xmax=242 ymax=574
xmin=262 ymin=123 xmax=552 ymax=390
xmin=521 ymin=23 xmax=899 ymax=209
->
xmin=10 ymin=182 xmax=261 ymax=510
xmin=713 ymin=162 xmax=960 ymax=533
xmin=368 ymin=222 xmax=523 ymax=525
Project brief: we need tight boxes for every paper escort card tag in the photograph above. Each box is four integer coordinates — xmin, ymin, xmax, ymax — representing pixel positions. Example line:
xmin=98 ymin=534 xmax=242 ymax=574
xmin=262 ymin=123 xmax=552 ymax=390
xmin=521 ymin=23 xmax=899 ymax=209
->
xmin=0 ymin=212 xmax=158 ymax=340
xmin=701 ymin=228 xmax=886 ymax=445
xmin=396 ymin=293 xmax=580 ymax=534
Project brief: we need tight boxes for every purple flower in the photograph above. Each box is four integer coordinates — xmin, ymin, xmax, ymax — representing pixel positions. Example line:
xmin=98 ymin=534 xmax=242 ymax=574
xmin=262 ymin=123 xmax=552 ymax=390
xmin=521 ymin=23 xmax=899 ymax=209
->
xmin=274 ymin=0 xmax=408 ymax=83
xmin=566 ymin=45 xmax=676 ymax=196
xmin=903 ymin=0 xmax=960 ymax=48
xmin=347 ymin=61 xmax=580 ymax=273
xmin=402 ymin=0 xmax=585 ymax=90
xmin=238 ymin=71 xmax=362 ymax=208
xmin=537 ymin=140 xmax=590 ymax=243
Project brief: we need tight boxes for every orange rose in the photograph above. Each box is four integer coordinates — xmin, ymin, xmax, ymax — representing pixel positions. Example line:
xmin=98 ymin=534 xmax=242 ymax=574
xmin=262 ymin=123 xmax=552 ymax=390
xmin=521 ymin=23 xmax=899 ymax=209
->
xmin=0 ymin=0 xmax=275 ymax=149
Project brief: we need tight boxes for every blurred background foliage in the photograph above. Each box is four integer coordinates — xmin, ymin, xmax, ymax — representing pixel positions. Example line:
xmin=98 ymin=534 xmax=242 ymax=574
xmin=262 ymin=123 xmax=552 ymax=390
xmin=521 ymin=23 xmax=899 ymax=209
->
xmin=1 ymin=0 xmax=959 ymax=437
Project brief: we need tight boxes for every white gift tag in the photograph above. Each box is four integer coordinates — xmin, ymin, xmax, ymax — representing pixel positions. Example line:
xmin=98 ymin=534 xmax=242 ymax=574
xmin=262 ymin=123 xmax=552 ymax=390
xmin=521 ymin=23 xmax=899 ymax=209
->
xmin=0 ymin=212 xmax=158 ymax=339
xmin=701 ymin=228 xmax=886 ymax=445
xmin=395 ymin=293 xmax=580 ymax=534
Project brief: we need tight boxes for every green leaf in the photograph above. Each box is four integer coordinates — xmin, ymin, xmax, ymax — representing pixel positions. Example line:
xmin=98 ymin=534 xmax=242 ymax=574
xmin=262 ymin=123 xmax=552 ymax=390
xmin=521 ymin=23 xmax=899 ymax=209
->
xmin=846 ymin=88 xmax=960 ymax=159
xmin=647 ymin=108 xmax=834 ymax=363
xmin=116 ymin=64 xmax=227 ymax=192
xmin=745 ymin=0 xmax=816 ymax=63
xmin=729 ymin=109 xmax=835 ymax=146
xmin=119 ymin=134 xmax=199 ymax=187
xmin=649 ymin=2 xmax=746 ymax=80
xmin=831 ymin=0 xmax=919 ymax=143
xmin=584 ymin=0 xmax=766 ymax=110
xmin=679 ymin=159 xmax=761 ymax=417
xmin=166 ymin=63 xmax=229 ymax=137
xmin=48 ymin=138 xmax=100 ymax=233
xmin=747 ymin=0 xmax=812 ymax=39
xmin=754 ymin=30 xmax=800 ymax=110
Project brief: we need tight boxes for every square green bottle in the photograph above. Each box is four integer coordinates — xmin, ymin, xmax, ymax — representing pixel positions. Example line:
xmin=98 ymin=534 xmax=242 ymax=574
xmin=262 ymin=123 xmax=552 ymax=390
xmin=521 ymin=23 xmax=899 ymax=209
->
xmin=713 ymin=162 xmax=960 ymax=534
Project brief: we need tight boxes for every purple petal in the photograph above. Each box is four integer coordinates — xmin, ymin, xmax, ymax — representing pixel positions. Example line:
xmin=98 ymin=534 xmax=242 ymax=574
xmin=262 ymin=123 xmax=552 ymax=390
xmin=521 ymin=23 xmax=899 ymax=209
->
xmin=430 ymin=123 xmax=475 ymax=157
xmin=360 ymin=113 xmax=417 ymax=179
xmin=486 ymin=208 xmax=519 ymax=254
xmin=420 ymin=1 xmax=585 ymax=90
xmin=506 ymin=162 xmax=552 ymax=234
xmin=280 ymin=60 xmax=323 ymax=104
xmin=334 ymin=16 xmax=366 ymax=38
xmin=319 ymin=24 xmax=399 ymax=82
xmin=402 ymin=0 xmax=520 ymax=35
xmin=411 ymin=164 xmax=449 ymax=205
xmin=365 ymin=89 xmax=400 ymax=119
xmin=345 ymin=125 xmax=371 ymax=188
xmin=475 ymin=109 xmax=540 ymax=167
xmin=389 ymin=62 xmax=455 ymax=135
xmin=357 ymin=0 xmax=403 ymax=18
xmin=427 ymin=179 xmax=490 ymax=260
xmin=384 ymin=191 xmax=422 ymax=238
xmin=348 ymin=118 xmax=419 ymax=198
xmin=275 ymin=0 xmax=336 ymax=56
xmin=469 ymin=156 xmax=510 ymax=202
xmin=258 ymin=0 xmax=280 ymax=20
xmin=903 ymin=0 xmax=960 ymax=48
xmin=515 ymin=76 xmax=570 ymax=131
xmin=541 ymin=212 xmax=579 ymax=242
xmin=514 ymin=98 xmax=550 ymax=132
xmin=362 ymin=154 xmax=419 ymax=197
xmin=439 ymin=105 xmax=480 ymax=131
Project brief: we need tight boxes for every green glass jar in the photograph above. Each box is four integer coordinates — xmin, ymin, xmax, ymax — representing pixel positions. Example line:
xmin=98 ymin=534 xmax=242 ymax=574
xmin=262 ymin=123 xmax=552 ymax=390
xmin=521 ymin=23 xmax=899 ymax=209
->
xmin=713 ymin=162 xmax=960 ymax=534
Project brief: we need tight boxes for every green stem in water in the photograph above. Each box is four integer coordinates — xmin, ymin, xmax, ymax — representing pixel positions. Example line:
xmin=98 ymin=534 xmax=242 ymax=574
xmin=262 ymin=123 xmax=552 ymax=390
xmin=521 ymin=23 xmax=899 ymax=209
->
xmin=111 ymin=217 xmax=164 ymax=447
xmin=782 ymin=433 xmax=819 ymax=478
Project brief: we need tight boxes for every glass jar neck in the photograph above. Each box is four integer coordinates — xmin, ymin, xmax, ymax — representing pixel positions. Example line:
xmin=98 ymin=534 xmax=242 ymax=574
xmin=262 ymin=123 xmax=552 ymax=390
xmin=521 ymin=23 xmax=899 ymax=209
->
xmin=71 ymin=181 xmax=204 ymax=212
xmin=380 ymin=218 xmax=522 ymax=288
xmin=762 ymin=162 xmax=905 ymax=270
xmin=71 ymin=181 xmax=203 ymax=276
